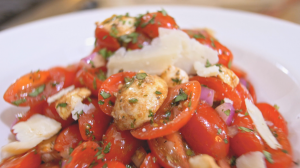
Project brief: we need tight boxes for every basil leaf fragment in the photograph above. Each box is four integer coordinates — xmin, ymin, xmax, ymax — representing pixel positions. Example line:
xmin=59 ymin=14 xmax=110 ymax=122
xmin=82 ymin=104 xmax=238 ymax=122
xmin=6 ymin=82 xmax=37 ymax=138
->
xmin=12 ymin=98 xmax=27 ymax=106
xmin=100 ymin=91 xmax=111 ymax=99
xmin=28 ymin=84 xmax=45 ymax=97
xmin=238 ymin=126 xmax=253 ymax=132
xmin=174 ymin=89 xmax=188 ymax=103
xmin=136 ymin=73 xmax=147 ymax=80
xmin=129 ymin=98 xmax=138 ymax=103
xmin=56 ymin=103 xmax=67 ymax=108
xmin=263 ymin=150 xmax=274 ymax=164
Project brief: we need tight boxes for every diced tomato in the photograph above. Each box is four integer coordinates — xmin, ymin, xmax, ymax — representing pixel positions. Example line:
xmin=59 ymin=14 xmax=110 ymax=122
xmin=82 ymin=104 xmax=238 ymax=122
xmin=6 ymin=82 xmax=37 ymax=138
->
xmin=140 ymin=153 xmax=160 ymax=168
xmin=95 ymin=26 xmax=120 ymax=52
xmin=131 ymin=81 xmax=201 ymax=139
xmin=235 ymin=83 xmax=253 ymax=111
xmin=181 ymin=102 xmax=230 ymax=160
xmin=94 ymin=161 xmax=126 ymax=168
xmin=65 ymin=141 xmax=99 ymax=168
xmin=3 ymin=66 xmax=77 ymax=107
xmin=190 ymin=76 xmax=242 ymax=110
xmin=54 ymin=124 xmax=83 ymax=154
xmin=43 ymin=103 xmax=74 ymax=129
xmin=78 ymin=99 xmax=112 ymax=141
xmin=0 ymin=149 xmax=41 ymax=168
xmin=126 ymin=33 xmax=151 ymax=50
xmin=183 ymin=29 xmax=233 ymax=68
xmin=98 ymin=72 xmax=136 ymax=116
xmin=75 ymin=66 xmax=107 ymax=96
xmin=256 ymin=103 xmax=288 ymax=136
xmin=39 ymin=163 xmax=60 ymax=168
xmin=102 ymin=124 xmax=142 ymax=164
xmin=148 ymin=132 xmax=189 ymax=168
xmin=137 ymin=12 xmax=178 ymax=38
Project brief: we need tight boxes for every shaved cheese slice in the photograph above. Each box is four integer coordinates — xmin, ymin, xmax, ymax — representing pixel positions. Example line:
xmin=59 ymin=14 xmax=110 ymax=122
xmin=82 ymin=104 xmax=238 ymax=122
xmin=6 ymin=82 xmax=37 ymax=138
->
xmin=189 ymin=154 xmax=220 ymax=168
xmin=1 ymin=114 xmax=61 ymax=159
xmin=47 ymin=85 xmax=75 ymax=104
xmin=224 ymin=98 xmax=233 ymax=104
xmin=236 ymin=151 xmax=266 ymax=168
xmin=107 ymin=28 xmax=218 ymax=76
xmin=245 ymin=99 xmax=282 ymax=149
xmin=194 ymin=61 xmax=220 ymax=77
xmin=71 ymin=102 xmax=95 ymax=120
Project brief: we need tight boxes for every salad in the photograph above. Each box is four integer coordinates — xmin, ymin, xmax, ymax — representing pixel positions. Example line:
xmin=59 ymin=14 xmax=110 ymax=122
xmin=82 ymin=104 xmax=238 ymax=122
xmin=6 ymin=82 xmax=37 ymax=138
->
xmin=0 ymin=9 xmax=295 ymax=168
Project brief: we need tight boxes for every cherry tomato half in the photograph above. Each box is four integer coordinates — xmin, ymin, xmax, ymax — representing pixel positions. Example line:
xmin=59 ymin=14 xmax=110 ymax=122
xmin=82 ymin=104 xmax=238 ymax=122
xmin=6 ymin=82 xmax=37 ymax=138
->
xmin=131 ymin=81 xmax=201 ymax=139
xmin=0 ymin=149 xmax=41 ymax=168
xmin=95 ymin=26 xmax=120 ymax=52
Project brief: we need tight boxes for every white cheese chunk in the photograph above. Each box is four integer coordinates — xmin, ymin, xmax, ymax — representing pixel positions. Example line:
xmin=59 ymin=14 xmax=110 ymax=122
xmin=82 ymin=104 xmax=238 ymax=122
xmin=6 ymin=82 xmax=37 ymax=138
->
xmin=1 ymin=114 xmax=61 ymax=159
xmin=245 ymin=98 xmax=282 ymax=149
xmin=71 ymin=102 xmax=95 ymax=120
xmin=47 ymin=85 xmax=75 ymax=104
xmin=236 ymin=151 xmax=266 ymax=168
xmin=189 ymin=154 xmax=220 ymax=168
xmin=224 ymin=98 xmax=233 ymax=104
xmin=107 ymin=28 xmax=218 ymax=76
xmin=194 ymin=61 xmax=220 ymax=77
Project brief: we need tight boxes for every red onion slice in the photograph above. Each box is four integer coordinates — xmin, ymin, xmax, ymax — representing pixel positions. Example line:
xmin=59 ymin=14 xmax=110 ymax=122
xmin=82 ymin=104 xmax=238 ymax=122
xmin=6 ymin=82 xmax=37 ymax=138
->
xmin=200 ymin=86 xmax=215 ymax=106
xmin=239 ymin=78 xmax=248 ymax=88
xmin=215 ymin=103 xmax=235 ymax=125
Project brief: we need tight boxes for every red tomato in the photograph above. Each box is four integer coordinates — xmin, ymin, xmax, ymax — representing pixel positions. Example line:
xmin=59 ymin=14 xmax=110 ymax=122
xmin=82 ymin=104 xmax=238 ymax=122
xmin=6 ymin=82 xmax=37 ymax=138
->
xmin=137 ymin=12 xmax=178 ymax=38
xmin=39 ymin=163 xmax=60 ymax=168
xmin=3 ymin=66 xmax=76 ymax=107
xmin=98 ymin=72 xmax=136 ymax=116
xmin=256 ymin=103 xmax=288 ymax=136
xmin=78 ymin=99 xmax=112 ymax=141
xmin=181 ymin=102 xmax=230 ymax=160
xmin=0 ymin=149 xmax=41 ymax=168
xmin=95 ymin=26 xmax=120 ymax=51
xmin=148 ymin=132 xmax=189 ymax=168
xmin=131 ymin=81 xmax=201 ymax=139
xmin=190 ymin=76 xmax=242 ymax=110
xmin=94 ymin=161 xmax=126 ymax=168
xmin=140 ymin=153 xmax=160 ymax=168
xmin=183 ymin=29 xmax=233 ymax=68
xmin=235 ymin=83 xmax=253 ymax=111
xmin=54 ymin=124 xmax=83 ymax=154
xmin=43 ymin=103 xmax=74 ymax=129
xmin=230 ymin=114 xmax=264 ymax=156
xmin=126 ymin=33 xmax=151 ymax=50
xmin=231 ymin=66 xmax=247 ymax=78
xmin=65 ymin=141 xmax=99 ymax=168
xmin=102 ymin=124 xmax=142 ymax=164
xmin=264 ymin=126 xmax=293 ymax=168
xmin=247 ymin=80 xmax=257 ymax=104
xmin=75 ymin=66 xmax=107 ymax=96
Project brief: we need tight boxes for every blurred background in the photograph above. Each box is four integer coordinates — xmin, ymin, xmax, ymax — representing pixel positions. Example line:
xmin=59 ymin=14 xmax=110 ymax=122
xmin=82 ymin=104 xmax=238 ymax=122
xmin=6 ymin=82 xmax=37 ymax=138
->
xmin=0 ymin=0 xmax=299 ymax=30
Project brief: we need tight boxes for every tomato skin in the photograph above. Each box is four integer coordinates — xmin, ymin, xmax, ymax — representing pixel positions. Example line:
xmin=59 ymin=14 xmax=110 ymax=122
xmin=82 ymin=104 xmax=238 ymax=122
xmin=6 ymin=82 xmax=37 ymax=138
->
xmin=43 ymin=103 xmax=74 ymax=129
xmin=95 ymin=26 xmax=120 ymax=51
xmin=0 ymin=150 xmax=41 ymax=168
xmin=148 ymin=132 xmax=189 ymax=168
xmin=140 ymin=153 xmax=160 ymax=168
xmin=256 ymin=103 xmax=288 ymax=136
xmin=264 ymin=126 xmax=293 ymax=168
xmin=235 ymin=83 xmax=253 ymax=111
xmin=190 ymin=76 xmax=242 ymax=109
xmin=181 ymin=102 xmax=229 ymax=160
xmin=4 ymin=66 xmax=76 ymax=107
xmin=183 ymin=29 xmax=233 ymax=68
xmin=102 ymin=124 xmax=142 ymax=164
xmin=126 ymin=33 xmax=151 ymax=50
xmin=75 ymin=67 xmax=107 ymax=96
xmin=98 ymin=72 xmax=136 ymax=116
xmin=65 ymin=141 xmax=99 ymax=168
xmin=78 ymin=99 xmax=112 ymax=141
xmin=54 ymin=124 xmax=83 ymax=153
xmin=131 ymin=81 xmax=201 ymax=139
xmin=94 ymin=161 xmax=126 ymax=168
xmin=137 ymin=12 xmax=178 ymax=38
xmin=230 ymin=114 xmax=264 ymax=156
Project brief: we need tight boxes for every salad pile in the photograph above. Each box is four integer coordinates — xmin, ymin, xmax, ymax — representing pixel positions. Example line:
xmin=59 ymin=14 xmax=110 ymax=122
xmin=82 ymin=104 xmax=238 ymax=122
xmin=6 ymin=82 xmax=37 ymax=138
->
xmin=0 ymin=9 xmax=295 ymax=168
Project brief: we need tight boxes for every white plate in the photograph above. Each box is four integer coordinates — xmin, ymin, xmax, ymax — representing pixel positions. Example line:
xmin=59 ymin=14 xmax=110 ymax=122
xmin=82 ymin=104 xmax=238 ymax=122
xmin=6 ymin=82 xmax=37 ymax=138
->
xmin=0 ymin=5 xmax=299 ymax=164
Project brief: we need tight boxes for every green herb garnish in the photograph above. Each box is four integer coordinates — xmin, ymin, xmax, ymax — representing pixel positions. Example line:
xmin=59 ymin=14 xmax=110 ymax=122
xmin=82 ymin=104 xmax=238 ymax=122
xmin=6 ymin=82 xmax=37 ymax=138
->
xmin=28 ymin=84 xmax=45 ymax=97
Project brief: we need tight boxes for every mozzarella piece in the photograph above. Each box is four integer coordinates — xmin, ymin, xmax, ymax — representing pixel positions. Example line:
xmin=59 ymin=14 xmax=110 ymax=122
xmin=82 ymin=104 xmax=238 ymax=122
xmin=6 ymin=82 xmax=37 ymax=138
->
xmin=236 ymin=151 xmax=266 ymax=168
xmin=217 ymin=65 xmax=239 ymax=88
xmin=1 ymin=114 xmax=61 ymax=159
xmin=224 ymin=98 xmax=233 ymax=104
xmin=71 ymin=101 xmax=95 ymax=120
xmin=55 ymin=88 xmax=91 ymax=120
xmin=194 ymin=61 xmax=220 ymax=77
xmin=47 ymin=85 xmax=75 ymax=104
xmin=112 ymin=72 xmax=168 ymax=130
xmin=189 ymin=154 xmax=220 ymax=168
xmin=160 ymin=65 xmax=189 ymax=87
xmin=107 ymin=28 xmax=218 ymax=76
xmin=99 ymin=15 xmax=136 ymax=37
xmin=245 ymin=99 xmax=282 ymax=149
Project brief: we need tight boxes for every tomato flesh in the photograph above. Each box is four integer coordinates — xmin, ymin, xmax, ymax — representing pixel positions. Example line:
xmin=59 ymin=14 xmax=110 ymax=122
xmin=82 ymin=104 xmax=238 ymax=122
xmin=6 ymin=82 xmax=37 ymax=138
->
xmin=140 ymin=153 xmax=160 ymax=168
xmin=0 ymin=150 xmax=41 ymax=168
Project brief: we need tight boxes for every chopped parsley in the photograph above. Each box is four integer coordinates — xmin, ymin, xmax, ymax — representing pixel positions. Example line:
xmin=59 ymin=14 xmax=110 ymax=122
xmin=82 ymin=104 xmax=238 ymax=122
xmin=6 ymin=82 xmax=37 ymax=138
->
xmin=210 ymin=37 xmax=216 ymax=48
xmin=109 ymin=25 xmax=118 ymax=37
xmin=186 ymin=149 xmax=194 ymax=156
xmin=228 ymin=60 xmax=232 ymax=69
xmin=98 ymin=100 xmax=104 ymax=105
xmin=129 ymin=98 xmax=138 ymax=103
xmin=108 ymin=100 xmax=114 ymax=106
xmin=230 ymin=156 xmax=237 ymax=166
xmin=224 ymin=109 xmax=230 ymax=116
xmin=159 ymin=8 xmax=168 ymax=16
xmin=263 ymin=150 xmax=274 ymax=164
xmin=155 ymin=91 xmax=162 ymax=95
xmin=103 ymin=142 xmax=111 ymax=154
xmin=99 ymin=48 xmax=113 ymax=59
xmin=224 ymin=139 xmax=228 ymax=144
xmin=136 ymin=73 xmax=147 ymax=80
xmin=281 ymin=149 xmax=288 ymax=154
xmin=171 ymin=78 xmax=182 ymax=84
xmin=174 ymin=89 xmax=188 ymax=103
xmin=217 ymin=128 xmax=222 ymax=135
xmin=100 ymin=91 xmax=111 ymax=99
xmin=28 ymin=84 xmax=45 ymax=97
xmin=12 ymin=98 xmax=26 ymax=106
xmin=96 ymin=69 xmax=106 ymax=81
xmin=141 ymin=15 xmax=156 ymax=28
xmin=69 ymin=147 xmax=74 ymax=155
xmin=56 ymin=103 xmax=68 ymax=108
xmin=244 ymin=111 xmax=249 ymax=116
xmin=119 ymin=32 xmax=139 ymax=44
xmin=126 ymin=165 xmax=132 ymax=168
xmin=205 ymin=60 xmax=212 ymax=67
xmin=274 ymin=104 xmax=280 ymax=110
xmin=87 ymin=97 xmax=92 ymax=102
xmin=93 ymin=77 xmax=97 ymax=90
xmin=102 ymin=163 xmax=108 ymax=168
xmin=193 ymin=33 xmax=205 ymax=39
xmin=238 ymin=126 xmax=253 ymax=132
